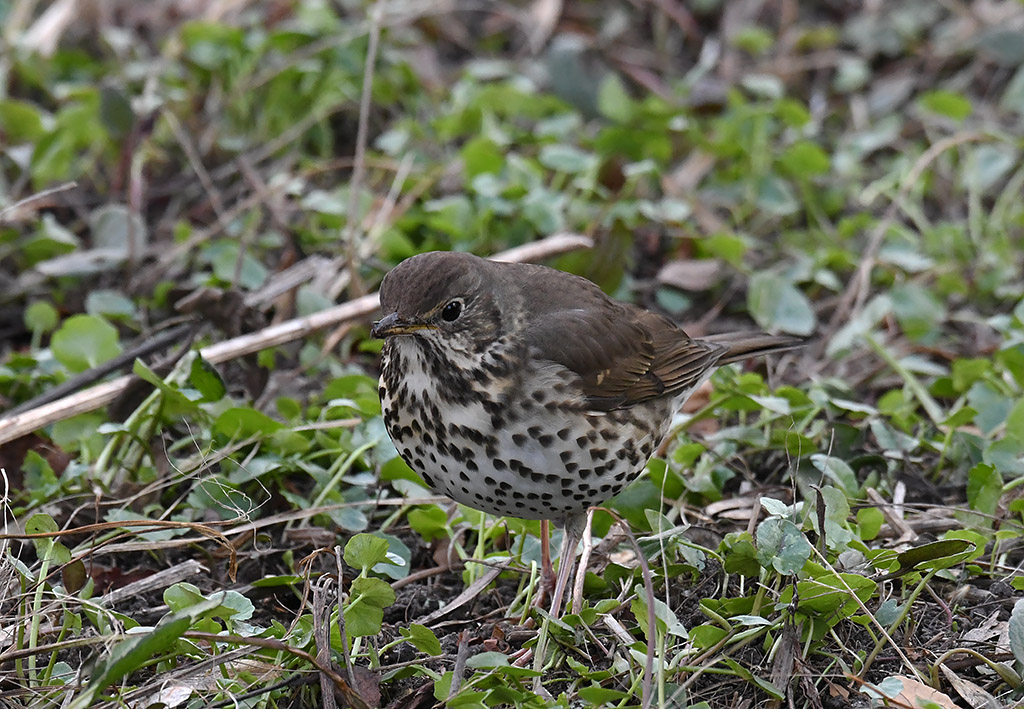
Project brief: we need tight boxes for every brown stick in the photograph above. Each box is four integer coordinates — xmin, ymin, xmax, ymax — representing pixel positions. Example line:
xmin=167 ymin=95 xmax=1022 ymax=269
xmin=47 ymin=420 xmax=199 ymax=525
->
xmin=0 ymin=233 xmax=592 ymax=445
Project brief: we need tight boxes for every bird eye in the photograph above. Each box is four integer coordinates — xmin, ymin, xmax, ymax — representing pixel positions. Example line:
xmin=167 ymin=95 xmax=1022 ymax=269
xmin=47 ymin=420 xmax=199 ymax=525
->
xmin=441 ymin=300 xmax=463 ymax=322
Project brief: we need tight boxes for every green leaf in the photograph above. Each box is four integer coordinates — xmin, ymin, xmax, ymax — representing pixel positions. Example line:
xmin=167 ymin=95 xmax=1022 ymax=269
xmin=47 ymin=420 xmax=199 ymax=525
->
xmin=26 ymin=513 xmax=71 ymax=564
xmin=756 ymin=175 xmax=799 ymax=216
xmin=952 ymin=358 xmax=991 ymax=393
xmin=131 ymin=359 xmax=199 ymax=412
xmin=967 ymin=464 xmax=1002 ymax=516
xmin=345 ymin=576 xmax=396 ymax=637
xmin=465 ymin=651 xmax=510 ymax=668
xmin=747 ymin=272 xmax=816 ymax=336
xmin=401 ymin=623 xmax=442 ymax=656
xmin=978 ymin=28 xmax=1024 ymax=66
xmin=794 ymin=573 xmax=875 ymax=617
xmin=1001 ymin=64 xmax=1024 ymax=114
xmin=0 ymin=99 xmax=46 ymax=142
xmin=522 ymin=188 xmax=565 ymax=234
xmin=22 ymin=451 xmax=59 ymax=502
xmin=189 ymin=356 xmax=227 ymax=402
xmin=212 ymin=408 xmax=283 ymax=439
xmin=700 ymin=233 xmax=747 ymax=266
xmin=731 ymin=26 xmax=775 ymax=54
xmin=918 ymin=90 xmax=972 ymax=122
xmin=756 ymin=518 xmax=812 ymax=575
xmin=163 ymin=582 xmax=206 ymax=611
xmin=85 ymin=290 xmax=137 ymax=319
xmin=892 ymin=540 xmax=975 ymax=576
xmin=24 ymin=301 xmax=59 ymax=333
xmin=778 ymin=141 xmax=830 ymax=177
xmin=460 ymin=136 xmax=504 ymax=178
xmin=810 ymin=455 xmax=858 ymax=496
xmin=408 ymin=505 xmax=449 ymax=542
xmin=1005 ymin=399 xmax=1024 ymax=440
xmin=689 ymin=624 xmax=729 ymax=650
xmin=983 ymin=437 xmax=1024 ymax=476
xmin=99 ymin=86 xmax=135 ymax=139
xmin=722 ymin=533 xmax=761 ymax=577
xmin=597 ymin=73 xmax=635 ymax=122
xmin=631 ymin=595 xmax=687 ymax=641
xmin=814 ymin=486 xmax=854 ymax=550
xmin=579 ymin=687 xmax=629 ymax=705
xmin=1010 ymin=598 xmax=1024 ymax=667
xmin=891 ymin=283 xmax=944 ymax=341
xmin=344 ymin=533 xmax=391 ymax=573
xmin=90 ymin=204 xmax=148 ymax=254
xmin=965 ymin=144 xmax=1016 ymax=194
xmin=722 ymin=658 xmax=784 ymax=699
xmin=967 ymin=382 xmax=1013 ymax=435
xmin=51 ymin=314 xmax=122 ymax=372
xmin=538 ymin=144 xmax=596 ymax=174
xmin=856 ymin=507 xmax=884 ymax=540
xmin=68 ymin=596 xmax=227 ymax=709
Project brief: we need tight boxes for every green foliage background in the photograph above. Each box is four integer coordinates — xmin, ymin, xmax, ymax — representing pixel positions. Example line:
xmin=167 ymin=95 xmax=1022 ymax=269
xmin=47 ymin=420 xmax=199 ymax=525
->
xmin=1 ymin=1 xmax=1023 ymax=707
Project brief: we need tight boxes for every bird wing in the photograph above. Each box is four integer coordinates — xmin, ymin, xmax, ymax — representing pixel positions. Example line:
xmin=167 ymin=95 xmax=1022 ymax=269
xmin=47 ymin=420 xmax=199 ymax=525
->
xmin=525 ymin=294 xmax=726 ymax=412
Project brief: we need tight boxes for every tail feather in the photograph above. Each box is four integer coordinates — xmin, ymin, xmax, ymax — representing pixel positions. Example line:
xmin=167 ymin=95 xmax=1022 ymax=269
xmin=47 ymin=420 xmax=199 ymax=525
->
xmin=701 ymin=332 xmax=806 ymax=365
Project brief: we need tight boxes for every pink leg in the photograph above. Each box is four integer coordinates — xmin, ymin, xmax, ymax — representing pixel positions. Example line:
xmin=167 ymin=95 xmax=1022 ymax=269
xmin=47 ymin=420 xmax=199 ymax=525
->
xmin=548 ymin=514 xmax=585 ymax=617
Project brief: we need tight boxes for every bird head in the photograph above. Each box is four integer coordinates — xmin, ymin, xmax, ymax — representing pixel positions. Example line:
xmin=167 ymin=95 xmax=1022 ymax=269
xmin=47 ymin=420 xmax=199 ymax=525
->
xmin=372 ymin=251 xmax=507 ymax=356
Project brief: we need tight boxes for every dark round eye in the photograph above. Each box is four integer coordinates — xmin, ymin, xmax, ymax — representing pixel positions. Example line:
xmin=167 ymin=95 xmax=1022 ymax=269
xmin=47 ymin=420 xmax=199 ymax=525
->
xmin=441 ymin=300 xmax=463 ymax=322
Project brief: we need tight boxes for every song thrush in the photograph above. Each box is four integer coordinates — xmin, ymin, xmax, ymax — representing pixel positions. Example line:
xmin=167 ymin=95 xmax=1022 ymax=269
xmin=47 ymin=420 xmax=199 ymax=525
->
xmin=371 ymin=251 xmax=801 ymax=615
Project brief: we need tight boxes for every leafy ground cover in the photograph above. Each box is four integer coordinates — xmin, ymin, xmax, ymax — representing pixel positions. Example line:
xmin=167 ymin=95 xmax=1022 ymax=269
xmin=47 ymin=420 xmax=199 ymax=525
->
xmin=1 ymin=1 xmax=1024 ymax=707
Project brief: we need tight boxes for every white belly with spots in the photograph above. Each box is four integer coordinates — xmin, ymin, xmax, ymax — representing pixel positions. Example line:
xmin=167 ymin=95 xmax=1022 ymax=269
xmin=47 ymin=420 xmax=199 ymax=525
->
xmin=380 ymin=340 xmax=673 ymax=522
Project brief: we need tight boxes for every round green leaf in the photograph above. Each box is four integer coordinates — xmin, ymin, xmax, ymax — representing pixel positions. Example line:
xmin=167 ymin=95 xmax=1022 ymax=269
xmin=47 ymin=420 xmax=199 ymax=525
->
xmin=748 ymin=272 xmax=816 ymax=336
xmin=756 ymin=518 xmax=812 ymax=575
xmin=51 ymin=314 xmax=122 ymax=372
xmin=24 ymin=301 xmax=59 ymax=334
xmin=344 ymin=533 xmax=391 ymax=573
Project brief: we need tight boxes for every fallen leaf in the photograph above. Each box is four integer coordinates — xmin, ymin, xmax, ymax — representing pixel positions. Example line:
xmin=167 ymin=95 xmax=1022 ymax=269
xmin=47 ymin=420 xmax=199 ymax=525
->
xmin=657 ymin=259 xmax=723 ymax=293
xmin=891 ymin=675 xmax=958 ymax=709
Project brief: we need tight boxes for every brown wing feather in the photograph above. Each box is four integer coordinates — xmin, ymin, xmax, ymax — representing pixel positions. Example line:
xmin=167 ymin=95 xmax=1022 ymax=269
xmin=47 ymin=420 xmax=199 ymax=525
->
xmin=509 ymin=262 xmax=801 ymax=412
xmin=522 ymin=278 xmax=727 ymax=410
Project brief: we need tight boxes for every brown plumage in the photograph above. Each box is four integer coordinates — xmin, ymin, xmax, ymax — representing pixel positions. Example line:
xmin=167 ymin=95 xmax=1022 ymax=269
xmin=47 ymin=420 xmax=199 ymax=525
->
xmin=375 ymin=251 xmax=800 ymax=411
xmin=372 ymin=250 xmax=802 ymax=615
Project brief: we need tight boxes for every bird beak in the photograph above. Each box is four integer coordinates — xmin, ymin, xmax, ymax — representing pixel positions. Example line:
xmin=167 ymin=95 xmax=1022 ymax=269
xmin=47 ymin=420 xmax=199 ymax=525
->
xmin=371 ymin=312 xmax=434 ymax=338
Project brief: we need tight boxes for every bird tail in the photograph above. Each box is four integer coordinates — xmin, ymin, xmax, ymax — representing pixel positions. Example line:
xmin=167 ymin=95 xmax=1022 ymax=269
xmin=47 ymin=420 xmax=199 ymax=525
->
xmin=702 ymin=332 xmax=806 ymax=365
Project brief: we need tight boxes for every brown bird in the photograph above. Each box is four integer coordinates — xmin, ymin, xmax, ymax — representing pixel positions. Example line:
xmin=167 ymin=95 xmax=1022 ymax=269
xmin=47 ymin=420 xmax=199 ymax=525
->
xmin=371 ymin=251 xmax=801 ymax=616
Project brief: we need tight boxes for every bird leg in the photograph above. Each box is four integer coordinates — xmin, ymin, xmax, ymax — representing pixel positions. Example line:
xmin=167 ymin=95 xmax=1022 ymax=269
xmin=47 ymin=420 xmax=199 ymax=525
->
xmin=533 ymin=519 xmax=553 ymax=609
xmin=548 ymin=513 xmax=585 ymax=618
xmin=570 ymin=509 xmax=594 ymax=615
